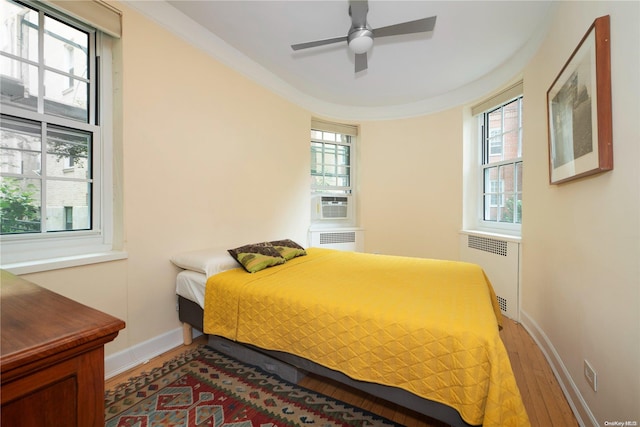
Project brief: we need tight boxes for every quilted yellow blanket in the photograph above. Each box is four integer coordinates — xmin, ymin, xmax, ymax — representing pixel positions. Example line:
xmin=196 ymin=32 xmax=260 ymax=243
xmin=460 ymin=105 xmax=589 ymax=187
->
xmin=204 ymin=248 xmax=529 ymax=426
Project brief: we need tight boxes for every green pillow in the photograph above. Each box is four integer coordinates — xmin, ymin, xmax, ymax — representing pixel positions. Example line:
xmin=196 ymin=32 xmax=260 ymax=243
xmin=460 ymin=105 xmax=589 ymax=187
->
xmin=228 ymin=242 xmax=286 ymax=273
xmin=270 ymin=239 xmax=307 ymax=261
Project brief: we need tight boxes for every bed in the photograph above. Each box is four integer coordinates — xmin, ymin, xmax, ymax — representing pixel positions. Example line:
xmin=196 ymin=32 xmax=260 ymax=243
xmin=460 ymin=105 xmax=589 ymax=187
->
xmin=172 ymin=244 xmax=529 ymax=427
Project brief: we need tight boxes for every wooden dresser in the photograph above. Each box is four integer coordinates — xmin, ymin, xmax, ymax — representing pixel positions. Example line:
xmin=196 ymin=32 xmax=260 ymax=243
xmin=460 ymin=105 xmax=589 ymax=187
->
xmin=1 ymin=270 xmax=125 ymax=426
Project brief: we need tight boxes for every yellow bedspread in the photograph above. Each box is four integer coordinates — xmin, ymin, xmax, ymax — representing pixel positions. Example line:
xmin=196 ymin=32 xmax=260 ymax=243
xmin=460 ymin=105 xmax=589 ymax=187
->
xmin=204 ymin=248 xmax=529 ymax=426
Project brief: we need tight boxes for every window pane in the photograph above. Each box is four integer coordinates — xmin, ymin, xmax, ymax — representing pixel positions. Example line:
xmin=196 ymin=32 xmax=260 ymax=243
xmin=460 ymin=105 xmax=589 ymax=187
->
xmin=336 ymin=145 xmax=349 ymax=166
xmin=1 ymin=0 xmax=39 ymax=62
xmin=323 ymin=164 xmax=336 ymax=177
xmin=484 ymin=166 xmax=501 ymax=221
xmin=44 ymin=15 xmax=88 ymax=78
xmin=336 ymin=176 xmax=349 ymax=187
xmin=44 ymin=70 xmax=88 ymax=121
xmin=0 ymin=176 xmax=41 ymax=234
xmin=45 ymin=180 xmax=90 ymax=231
xmin=310 ymin=142 xmax=322 ymax=172
xmin=46 ymin=125 xmax=91 ymax=179
xmin=484 ymin=193 xmax=497 ymax=221
xmin=488 ymin=109 xmax=502 ymax=138
xmin=500 ymin=194 xmax=515 ymax=223
xmin=499 ymin=164 xmax=514 ymax=223
xmin=0 ymin=116 xmax=42 ymax=175
xmin=503 ymin=100 xmax=519 ymax=134
xmin=324 ymin=144 xmax=336 ymax=165
xmin=1 ymin=146 xmax=40 ymax=174
xmin=503 ymin=130 xmax=520 ymax=162
xmin=499 ymin=163 xmax=514 ymax=194
xmin=488 ymin=135 xmax=502 ymax=161
xmin=336 ymin=165 xmax=349 ymax=176
xmin=483 ymin=167 xmax=498 ymax=193
xmin=1 ymin=56 xmax=39 ymax=112
xmin=516 ymin=162 xmax=523 ymax=192
xmin=322 ymin=131 xmax=336 ymax=142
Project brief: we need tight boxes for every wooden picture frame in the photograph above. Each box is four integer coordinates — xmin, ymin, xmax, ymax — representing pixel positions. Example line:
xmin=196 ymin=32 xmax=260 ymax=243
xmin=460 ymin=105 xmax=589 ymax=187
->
xmin=547 ymin=15 xmax=612 ymax=184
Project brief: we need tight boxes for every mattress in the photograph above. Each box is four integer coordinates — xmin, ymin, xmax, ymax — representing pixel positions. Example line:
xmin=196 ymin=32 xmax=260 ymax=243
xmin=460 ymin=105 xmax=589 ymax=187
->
xmin=203 ymin=248 xmax=529 ymax=426
xmin=175 ymin=269 xmax=207 ymax=308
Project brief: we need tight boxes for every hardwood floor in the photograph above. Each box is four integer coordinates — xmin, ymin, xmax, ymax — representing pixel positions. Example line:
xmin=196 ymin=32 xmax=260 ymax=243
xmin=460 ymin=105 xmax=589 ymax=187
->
xmin=105 ymin=318 xmax=578 ymax=426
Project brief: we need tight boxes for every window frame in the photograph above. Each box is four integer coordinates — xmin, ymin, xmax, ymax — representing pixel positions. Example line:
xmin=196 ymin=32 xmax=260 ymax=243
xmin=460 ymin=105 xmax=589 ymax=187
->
xmin=477 ymin=96 xmax=523 ymax=234
xmin=464 ymin=82 xmax=524 ymax=237
xmin=309 ymin=120 xmax=358 ymax=227
xmin=310 ymin=130 xmax=353 ymax=195
xmin=0 ymin=0 xmax=120 ymax=272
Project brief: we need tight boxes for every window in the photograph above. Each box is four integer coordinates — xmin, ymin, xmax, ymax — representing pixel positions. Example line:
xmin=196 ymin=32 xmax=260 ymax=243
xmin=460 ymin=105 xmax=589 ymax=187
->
xmin=311 ymin=130 xmax=352 ymax=195
xmin=0 ymin=0 xmax=120 ymax=269
xmin=310 ymin=119 xmax=357 ymax=195
xmin=463 ymin=81 xmax=523 ymax=235
xmin=310 ymin=119 xmax=357 ymax=225
xmin=480 ymin=96 xmax=523 ymax=227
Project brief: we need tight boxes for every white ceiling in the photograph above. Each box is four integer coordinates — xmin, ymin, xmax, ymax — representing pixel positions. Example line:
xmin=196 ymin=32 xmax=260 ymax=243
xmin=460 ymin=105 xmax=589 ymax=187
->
xmin=128 ymin=1 xmax=553 ymax=120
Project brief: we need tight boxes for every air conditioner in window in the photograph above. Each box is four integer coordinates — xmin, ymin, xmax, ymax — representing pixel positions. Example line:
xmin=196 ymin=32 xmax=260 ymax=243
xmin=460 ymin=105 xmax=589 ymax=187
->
xmin=311 ymin=195 xmax=351 ymax=221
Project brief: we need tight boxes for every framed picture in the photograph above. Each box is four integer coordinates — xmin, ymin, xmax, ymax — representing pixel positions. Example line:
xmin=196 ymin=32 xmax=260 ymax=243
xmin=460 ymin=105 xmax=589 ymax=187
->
xmin=547 ymin=15 xmax=612 ymax=184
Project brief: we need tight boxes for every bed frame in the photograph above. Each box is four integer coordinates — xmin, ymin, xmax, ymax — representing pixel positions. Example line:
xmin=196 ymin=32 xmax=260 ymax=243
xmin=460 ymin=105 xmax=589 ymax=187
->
xmin=178 ymin=295 xmax=474 ymax=426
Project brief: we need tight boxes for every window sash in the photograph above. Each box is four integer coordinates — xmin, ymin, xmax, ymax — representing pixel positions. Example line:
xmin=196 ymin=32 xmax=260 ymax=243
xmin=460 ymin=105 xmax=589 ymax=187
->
xmin=482 ymin=161 xmax=522 ymax=224
xmin=310 ymin=127 xmax=353 ymax=195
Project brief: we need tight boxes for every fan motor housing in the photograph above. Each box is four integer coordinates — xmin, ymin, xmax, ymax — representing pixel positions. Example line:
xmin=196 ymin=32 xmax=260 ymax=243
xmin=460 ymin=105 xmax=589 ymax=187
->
xmin=348 ymin=28 xmax=373 ymax=54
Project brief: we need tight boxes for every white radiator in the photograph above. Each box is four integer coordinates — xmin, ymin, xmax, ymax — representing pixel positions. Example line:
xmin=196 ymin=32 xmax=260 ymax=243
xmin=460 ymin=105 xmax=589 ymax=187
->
xmin=459 ymin=233 xmax=520 ymax=320
xmin=308 ymin=228 xmax=364 ymax=252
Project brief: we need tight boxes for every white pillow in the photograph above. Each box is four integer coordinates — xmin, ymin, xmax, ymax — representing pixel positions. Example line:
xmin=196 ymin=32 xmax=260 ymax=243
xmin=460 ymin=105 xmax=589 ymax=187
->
xmin=170 ymin=248 xmax=239 ymax=277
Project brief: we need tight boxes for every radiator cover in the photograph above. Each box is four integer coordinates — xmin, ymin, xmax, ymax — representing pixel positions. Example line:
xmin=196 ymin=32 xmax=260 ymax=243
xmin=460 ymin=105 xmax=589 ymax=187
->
xmin=459 ymin=233 xmax=520 ymax=320
xmin=308 ymin=228 xmax=364 ymax=252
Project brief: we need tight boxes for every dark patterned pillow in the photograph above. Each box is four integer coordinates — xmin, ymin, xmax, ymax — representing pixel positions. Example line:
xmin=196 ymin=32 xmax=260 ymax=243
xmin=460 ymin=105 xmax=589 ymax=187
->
xmin=228 ymin=242 xmax=286 ymax=273
xmin=270 ymin=239 xmax=307 ymax=261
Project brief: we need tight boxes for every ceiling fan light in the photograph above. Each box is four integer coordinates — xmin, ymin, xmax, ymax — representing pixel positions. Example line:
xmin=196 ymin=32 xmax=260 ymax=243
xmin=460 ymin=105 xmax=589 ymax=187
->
xmin=348 ymin=29 xmax=373 ymax=54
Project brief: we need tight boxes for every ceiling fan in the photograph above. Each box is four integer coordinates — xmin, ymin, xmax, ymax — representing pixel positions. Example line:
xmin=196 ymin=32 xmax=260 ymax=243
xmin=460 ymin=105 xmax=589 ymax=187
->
xmin=291 ymin=0 xmax=437 ymax=73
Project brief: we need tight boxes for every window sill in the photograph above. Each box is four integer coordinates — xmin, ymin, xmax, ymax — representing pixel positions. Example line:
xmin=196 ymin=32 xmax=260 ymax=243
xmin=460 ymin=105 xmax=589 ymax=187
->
xmin=1 ymin=251 xmax=128 ymax=275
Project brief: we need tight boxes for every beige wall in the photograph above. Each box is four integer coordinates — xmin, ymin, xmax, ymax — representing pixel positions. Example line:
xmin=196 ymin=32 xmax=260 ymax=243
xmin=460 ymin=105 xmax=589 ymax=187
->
xmin=359 ymin=110 xmax=463 ymax=260
xmin=520 ymin=1 xmax=639 ymax=424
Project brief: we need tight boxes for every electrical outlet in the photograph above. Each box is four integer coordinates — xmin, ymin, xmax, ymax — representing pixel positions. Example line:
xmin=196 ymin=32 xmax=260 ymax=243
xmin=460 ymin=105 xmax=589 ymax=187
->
xmin=584 ymin=360 xmax=597 ymax=392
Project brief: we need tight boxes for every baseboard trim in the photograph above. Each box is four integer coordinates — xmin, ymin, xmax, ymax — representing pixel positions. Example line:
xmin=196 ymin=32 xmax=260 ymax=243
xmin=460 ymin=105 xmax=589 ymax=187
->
xmin=519 ymin=310 xmax=596 ymax=427
xmin=105 ymin=326 xmax=202 ymax=379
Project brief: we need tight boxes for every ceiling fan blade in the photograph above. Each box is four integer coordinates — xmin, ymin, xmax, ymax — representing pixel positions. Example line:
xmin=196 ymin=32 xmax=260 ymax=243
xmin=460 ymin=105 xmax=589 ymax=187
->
xmin=349 ymin=0 xmax=369 ymax=28
xmin=355 ymin=53 xmax=367 ymax=72
xmin=372 ymin=16 xmax=437 ymax=38
xmin=291 ymin=35 xmax=348 ymax=51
